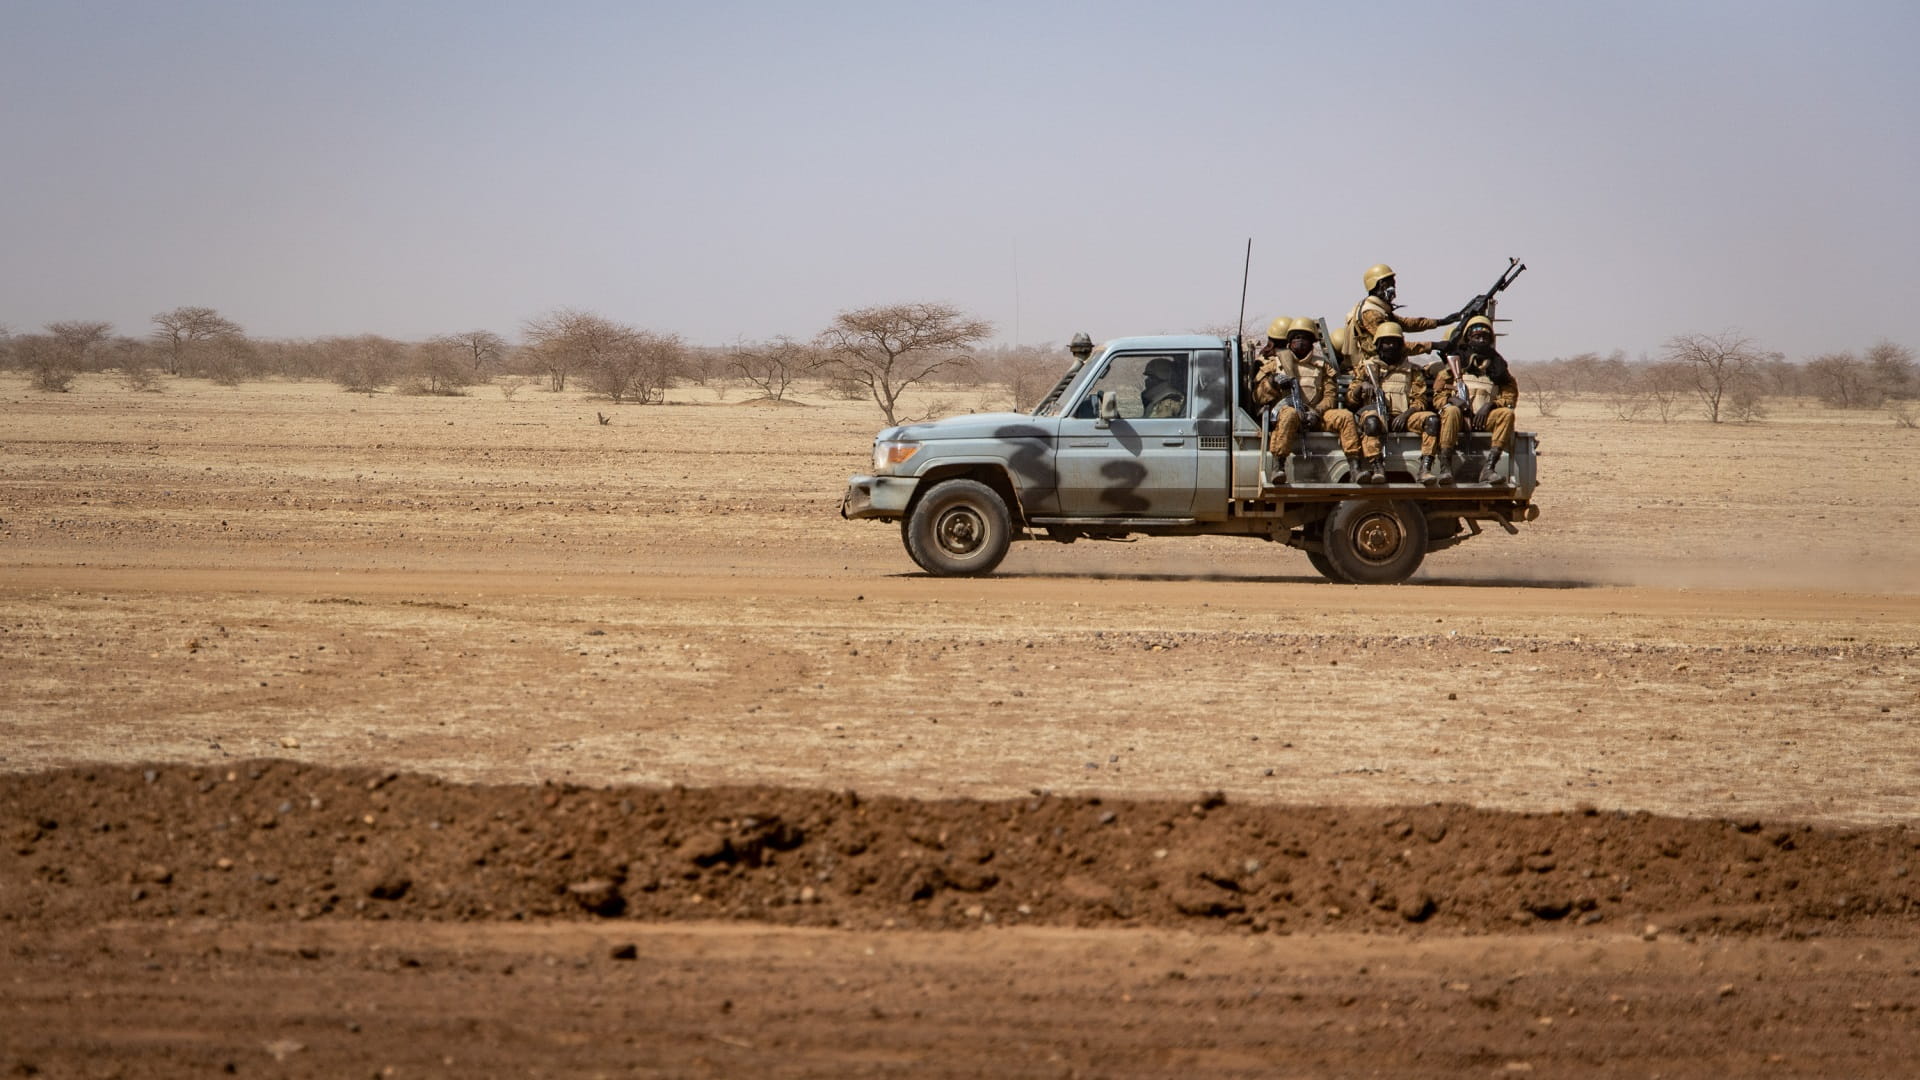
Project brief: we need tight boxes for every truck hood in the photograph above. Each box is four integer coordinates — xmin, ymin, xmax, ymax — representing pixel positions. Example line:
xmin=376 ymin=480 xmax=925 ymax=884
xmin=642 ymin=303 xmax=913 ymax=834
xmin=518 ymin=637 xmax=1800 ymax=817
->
xmin=880 ymin=413 xmax=1051 ymax=442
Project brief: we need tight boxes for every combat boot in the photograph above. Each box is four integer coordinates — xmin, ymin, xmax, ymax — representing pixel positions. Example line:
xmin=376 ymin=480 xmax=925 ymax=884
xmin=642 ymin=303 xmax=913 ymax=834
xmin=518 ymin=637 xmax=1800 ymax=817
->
xmin=1417 ymin=456 xmax=1437 ymax=485
xmin=1269 ymin=454 xmax=1289 ymax=487
xmin=1363 ymin=457 xmax=1386 ymax=485
xmin=1478 ymin=450 xmax=1504 ymax=484
xmin=1435 ymin=452 xmax=1456 ymax=486
xmin=1344 ymin=454 xmax=1366 ymax=485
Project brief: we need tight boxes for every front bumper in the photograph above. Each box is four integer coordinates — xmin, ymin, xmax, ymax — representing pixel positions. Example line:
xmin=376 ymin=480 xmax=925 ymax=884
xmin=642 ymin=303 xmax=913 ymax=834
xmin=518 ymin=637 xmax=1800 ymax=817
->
xmin=840 ymin=474 xmax=920 ymax=520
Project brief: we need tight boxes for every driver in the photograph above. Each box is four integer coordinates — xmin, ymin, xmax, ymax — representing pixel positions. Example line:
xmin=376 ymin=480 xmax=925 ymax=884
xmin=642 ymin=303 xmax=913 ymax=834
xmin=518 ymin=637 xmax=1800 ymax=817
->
xmin=1141 ymin=356 xmax=1187 ymax=417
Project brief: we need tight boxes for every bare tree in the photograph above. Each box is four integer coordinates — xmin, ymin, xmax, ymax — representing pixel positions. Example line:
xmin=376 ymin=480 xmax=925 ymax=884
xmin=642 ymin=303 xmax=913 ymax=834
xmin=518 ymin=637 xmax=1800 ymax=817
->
xmin=521 ymin=309 xmax=626 ymax=392
xmin=974 ymin=342 xmax=1069 ymax=411
xmin=587 ymin=329 xmax=684 ymax=404
xmin=151 ymin=306 xmax=244 ymax=377
xmin=1664 ymin=331 xmax=1764 ymax=424
xmin=1806 ymin=352 xmax=1878 ymax=408
xmin=1866 ymin=340 xmax=1915 ymax=400
xmin=106 ymin=336 xmax=162 ymax=391
xmin=48 ymin=319 xmax=112 ymax=368
xmin=17 ymin=335 xmax=75 ymax=392
xmin=1644 ymin=360 xmax=1692 ymax=422
xmin=325 ymin=335 xmax=406 ymax=394
xmin=729 ymin=336 xmax=819 ymax=402
xmin=435 ymin=330 xmax=507 ymax=380
xmin=406 ymin=338 xmax=476 ymax=394
xmin=816 ymin=302 xmax=992 ymax=425
xmin=1755 ymin=354 xmax=1804 ymax=398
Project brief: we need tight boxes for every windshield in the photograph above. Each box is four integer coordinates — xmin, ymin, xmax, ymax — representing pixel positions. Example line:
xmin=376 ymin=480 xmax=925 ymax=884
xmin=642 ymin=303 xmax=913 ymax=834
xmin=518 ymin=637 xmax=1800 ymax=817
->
xmin=1031 ymin=349 xmax=1104 ymax=417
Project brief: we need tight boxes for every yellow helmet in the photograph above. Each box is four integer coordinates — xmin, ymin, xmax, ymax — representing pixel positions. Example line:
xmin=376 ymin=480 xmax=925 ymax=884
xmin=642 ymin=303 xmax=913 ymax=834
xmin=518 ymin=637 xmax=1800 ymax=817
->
xmin=1374 ymin=320 xmax=1405 ymax=342
xmin=1287 ymin=316 xmax=1320 ymax=339
xmin=1464 ymin=315 xmax=1494 ymax=334
xmin=1363 ymin=264 xmax=1396 ymax=292
xmin=1266 ymin=316 xmax=1292 ymax=340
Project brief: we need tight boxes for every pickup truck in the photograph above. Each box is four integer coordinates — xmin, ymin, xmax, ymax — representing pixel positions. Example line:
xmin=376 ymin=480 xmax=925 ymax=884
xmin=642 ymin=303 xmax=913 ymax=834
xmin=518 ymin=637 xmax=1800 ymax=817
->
xmin=840 ymin=327 xmax=1539 ymax=583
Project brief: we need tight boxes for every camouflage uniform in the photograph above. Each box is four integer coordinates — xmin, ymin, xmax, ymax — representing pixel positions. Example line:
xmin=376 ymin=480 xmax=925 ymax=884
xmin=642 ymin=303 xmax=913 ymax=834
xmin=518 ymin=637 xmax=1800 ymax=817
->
xmin=1142 ymin=378 xmax=1185 ymax=418
xmin=1253 ymin=351 xmax=1360 ymax=457
xmin=1346 ymin=356 xmax=1441 ymax=460
xmin=1344 ymin=295 xmax=1443 ymax=366
xmin=1430 ymin=351 xmax=1520 ymax=453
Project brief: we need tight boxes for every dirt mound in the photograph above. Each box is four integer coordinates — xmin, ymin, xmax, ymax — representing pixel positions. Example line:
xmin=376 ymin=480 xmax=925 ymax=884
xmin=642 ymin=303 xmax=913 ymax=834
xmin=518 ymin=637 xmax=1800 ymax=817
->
xmin=6 ymin=761 xmax=1915 ymax=937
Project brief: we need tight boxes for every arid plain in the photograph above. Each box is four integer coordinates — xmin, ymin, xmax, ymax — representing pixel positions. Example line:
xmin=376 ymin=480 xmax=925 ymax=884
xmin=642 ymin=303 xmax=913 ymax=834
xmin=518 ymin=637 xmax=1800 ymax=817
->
xmin=4 ymin=374 xmax=1919 ymax=1077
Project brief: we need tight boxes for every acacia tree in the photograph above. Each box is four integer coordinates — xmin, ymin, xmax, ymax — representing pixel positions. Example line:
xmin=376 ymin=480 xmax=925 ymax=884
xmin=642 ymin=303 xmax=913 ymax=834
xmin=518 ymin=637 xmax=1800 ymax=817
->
xmin=521 ymin=309 xmax=626 ymax=392
xmin=1866 ymin=340 xmax=1915 ymax=400
xmin=151 ymin=306 xmax=244 ymax=377
xmin=816 ymin=302 xmax=992 ymax=425
xmin=588 ymin=329 xmax=684 ymax=404
xmin=1806 ymin=352 xmax=1876 ymax=408
xmin=1664 ymin=331 xmax=1764 ymax=423
xmin=436 ymin=329 xmax=507 ymax=379
xmin=1644 ymin=360 xmax=1692 ymax=422
xmin=325 ymin=335 xmax=406 ymax=394
xmin=408 ymin=338 xmax=476 ymax=394
xmin=729 ymin=336 xmax=819 ymax=401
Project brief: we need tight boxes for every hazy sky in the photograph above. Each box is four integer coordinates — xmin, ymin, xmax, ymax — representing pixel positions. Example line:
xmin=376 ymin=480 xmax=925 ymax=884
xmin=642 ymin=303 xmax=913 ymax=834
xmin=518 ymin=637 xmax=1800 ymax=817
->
xmin=3 ymin=0 xmax=1915 ymax=363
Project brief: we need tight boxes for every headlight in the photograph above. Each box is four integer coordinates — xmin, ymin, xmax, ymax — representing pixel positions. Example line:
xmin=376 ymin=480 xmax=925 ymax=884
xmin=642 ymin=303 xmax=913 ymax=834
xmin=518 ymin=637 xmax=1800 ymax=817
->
xmin=873 ymin=440 xmax=920 ymax=473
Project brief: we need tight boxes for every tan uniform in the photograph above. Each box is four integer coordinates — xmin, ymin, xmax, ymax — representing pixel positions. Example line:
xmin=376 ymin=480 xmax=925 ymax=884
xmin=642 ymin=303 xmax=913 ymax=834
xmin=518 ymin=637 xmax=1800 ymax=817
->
xmin=1431 ymin=353 xmax=1520 ymax=452
xmin=1344 ymin=294 xmax=1442 ymax=365
xmin=1254 ymin=351 xmax=1360 ymax=458
xmin=1346 ymin=358 xmax=1442 ymax=458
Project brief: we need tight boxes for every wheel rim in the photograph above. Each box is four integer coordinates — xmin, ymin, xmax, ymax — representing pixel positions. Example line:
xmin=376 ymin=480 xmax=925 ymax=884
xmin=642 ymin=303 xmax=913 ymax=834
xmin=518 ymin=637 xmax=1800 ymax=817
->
xmin=934 ymin=504 xmax=988 ymax=558
xmin=1349 ymin=511 xmax=1404 ymax=564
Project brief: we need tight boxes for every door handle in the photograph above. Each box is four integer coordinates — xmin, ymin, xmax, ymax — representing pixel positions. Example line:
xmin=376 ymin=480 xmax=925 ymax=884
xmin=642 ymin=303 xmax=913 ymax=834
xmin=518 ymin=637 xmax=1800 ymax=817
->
xmin=1161 ymin=439 xmax=1186 ymax=446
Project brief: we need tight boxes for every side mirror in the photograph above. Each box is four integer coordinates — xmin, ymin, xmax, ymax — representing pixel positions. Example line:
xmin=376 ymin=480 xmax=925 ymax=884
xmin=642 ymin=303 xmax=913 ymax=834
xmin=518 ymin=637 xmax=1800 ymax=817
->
xmin=1094 ymin=391 xmax=1120 ymax=428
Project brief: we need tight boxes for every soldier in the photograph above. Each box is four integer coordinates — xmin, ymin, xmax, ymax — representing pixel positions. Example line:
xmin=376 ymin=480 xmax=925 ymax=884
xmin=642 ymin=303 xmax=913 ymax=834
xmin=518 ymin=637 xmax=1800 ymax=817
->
xmin=1253 ymin=317 xmax=1362 ymax=483
xmin=1343 ymin=263 xmax=1462 ymax=367
xmin=1069 ymin=331 xmax=1094 ymax=364
xmin=1141 ymin=355 xmax=1186 ymax=417
xmin=1346 ymin=321 xmax=1454 ymax=485
xmin=1431 ymin=315 xmax=1520 ymax=483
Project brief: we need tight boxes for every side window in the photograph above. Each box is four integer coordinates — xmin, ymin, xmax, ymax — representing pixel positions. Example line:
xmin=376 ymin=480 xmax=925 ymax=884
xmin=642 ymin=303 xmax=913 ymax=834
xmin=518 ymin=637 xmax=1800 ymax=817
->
xmin=1075 ymin=353 xmax=1190 ymax=419
xmin=1192 ymin=349 xmax=1228 ymax=421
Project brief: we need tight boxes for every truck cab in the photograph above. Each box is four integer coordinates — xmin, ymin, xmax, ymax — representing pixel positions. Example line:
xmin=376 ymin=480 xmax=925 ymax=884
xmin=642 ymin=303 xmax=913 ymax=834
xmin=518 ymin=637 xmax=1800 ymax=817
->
xmin=841 ymin=329 xmax=1538 ymax=583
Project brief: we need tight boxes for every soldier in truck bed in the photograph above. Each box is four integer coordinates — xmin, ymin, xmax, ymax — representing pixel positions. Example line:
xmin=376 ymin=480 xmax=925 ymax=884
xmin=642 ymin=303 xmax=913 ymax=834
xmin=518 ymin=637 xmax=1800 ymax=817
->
xmin=1429 ymin=315 xmax=1520 ymax=483
xmin=1346 ymin=321 xmax=1455 ymax=485
xmin=1345 ymin=263 xmax=1462 ymax=366
xmin=1253 ymin=316 xmax=1362 ymax=482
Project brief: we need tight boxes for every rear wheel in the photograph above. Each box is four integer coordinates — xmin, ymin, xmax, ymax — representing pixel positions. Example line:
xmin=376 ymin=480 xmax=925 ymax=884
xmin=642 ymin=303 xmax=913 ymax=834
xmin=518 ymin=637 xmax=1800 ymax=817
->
xmin=904 ymin=479 xmax=1012 ymax=577
xmin=1322 ymin=499 xmax=1428 ymax=584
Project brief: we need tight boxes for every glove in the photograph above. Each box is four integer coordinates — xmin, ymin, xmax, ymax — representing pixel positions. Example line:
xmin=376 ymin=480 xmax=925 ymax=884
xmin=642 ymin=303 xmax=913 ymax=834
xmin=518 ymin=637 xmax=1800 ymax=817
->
xmin=1437 ymin=309 xmax=1464 ymax=326
xmin=1271 ymin=374 xmax=1296 ymax=392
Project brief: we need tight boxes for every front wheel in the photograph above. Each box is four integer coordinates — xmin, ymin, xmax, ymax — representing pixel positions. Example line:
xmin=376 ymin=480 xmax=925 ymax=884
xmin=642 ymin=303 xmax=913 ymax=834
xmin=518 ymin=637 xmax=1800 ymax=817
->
xmin=1322 ymin=499 xmax=1428 ymax=585
xmin=904 ymin=479 xmax=1012 ymax=577
xmin=1306 ymin=548 xmax=1345 ymax=583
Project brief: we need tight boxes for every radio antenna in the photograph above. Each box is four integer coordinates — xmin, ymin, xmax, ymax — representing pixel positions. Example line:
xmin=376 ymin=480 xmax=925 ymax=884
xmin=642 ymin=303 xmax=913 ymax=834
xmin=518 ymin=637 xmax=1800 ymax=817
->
xmin=1235 ymin=238 xmax=1252 ymax=343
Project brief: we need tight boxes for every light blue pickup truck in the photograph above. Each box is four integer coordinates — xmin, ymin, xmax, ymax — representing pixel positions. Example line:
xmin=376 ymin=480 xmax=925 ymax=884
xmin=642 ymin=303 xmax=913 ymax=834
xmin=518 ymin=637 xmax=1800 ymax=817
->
xmin=841 ymin=330 xmax=1538 ymax=584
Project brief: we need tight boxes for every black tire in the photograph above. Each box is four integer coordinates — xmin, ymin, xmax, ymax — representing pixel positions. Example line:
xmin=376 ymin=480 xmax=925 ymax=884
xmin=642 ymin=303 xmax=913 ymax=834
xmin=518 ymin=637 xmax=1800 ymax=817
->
xmin=1322 ymin=499 xmax=1428 ymax=585
xmin=904 ymin=479 xmax=1012 ymax=577
xmin=1306 ymin=548 xmax=1346 ymax=583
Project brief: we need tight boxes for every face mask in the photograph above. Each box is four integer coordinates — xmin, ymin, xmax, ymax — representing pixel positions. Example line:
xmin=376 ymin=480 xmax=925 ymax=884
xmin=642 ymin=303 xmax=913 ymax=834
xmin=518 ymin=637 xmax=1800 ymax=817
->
xmin=1381 ymin=284 xmax=1397 ymax=305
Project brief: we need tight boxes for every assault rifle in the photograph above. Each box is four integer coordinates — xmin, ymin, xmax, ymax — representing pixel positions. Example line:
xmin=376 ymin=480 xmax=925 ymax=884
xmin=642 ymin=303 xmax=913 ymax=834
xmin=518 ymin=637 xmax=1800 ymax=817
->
xmin=1437 ymin=257 xmax=1526 ymax=359
xmin=1277 ymin=348 xmax=1307 ymax=417
xmin=1359 ymin=357 xmax=1393 ymax=436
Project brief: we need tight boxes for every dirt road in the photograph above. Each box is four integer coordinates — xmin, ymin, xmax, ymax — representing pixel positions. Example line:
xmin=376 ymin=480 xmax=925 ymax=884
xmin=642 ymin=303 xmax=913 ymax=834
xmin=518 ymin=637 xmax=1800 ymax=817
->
xmin=4 ymin=375 xmax=1919 ymax=1076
